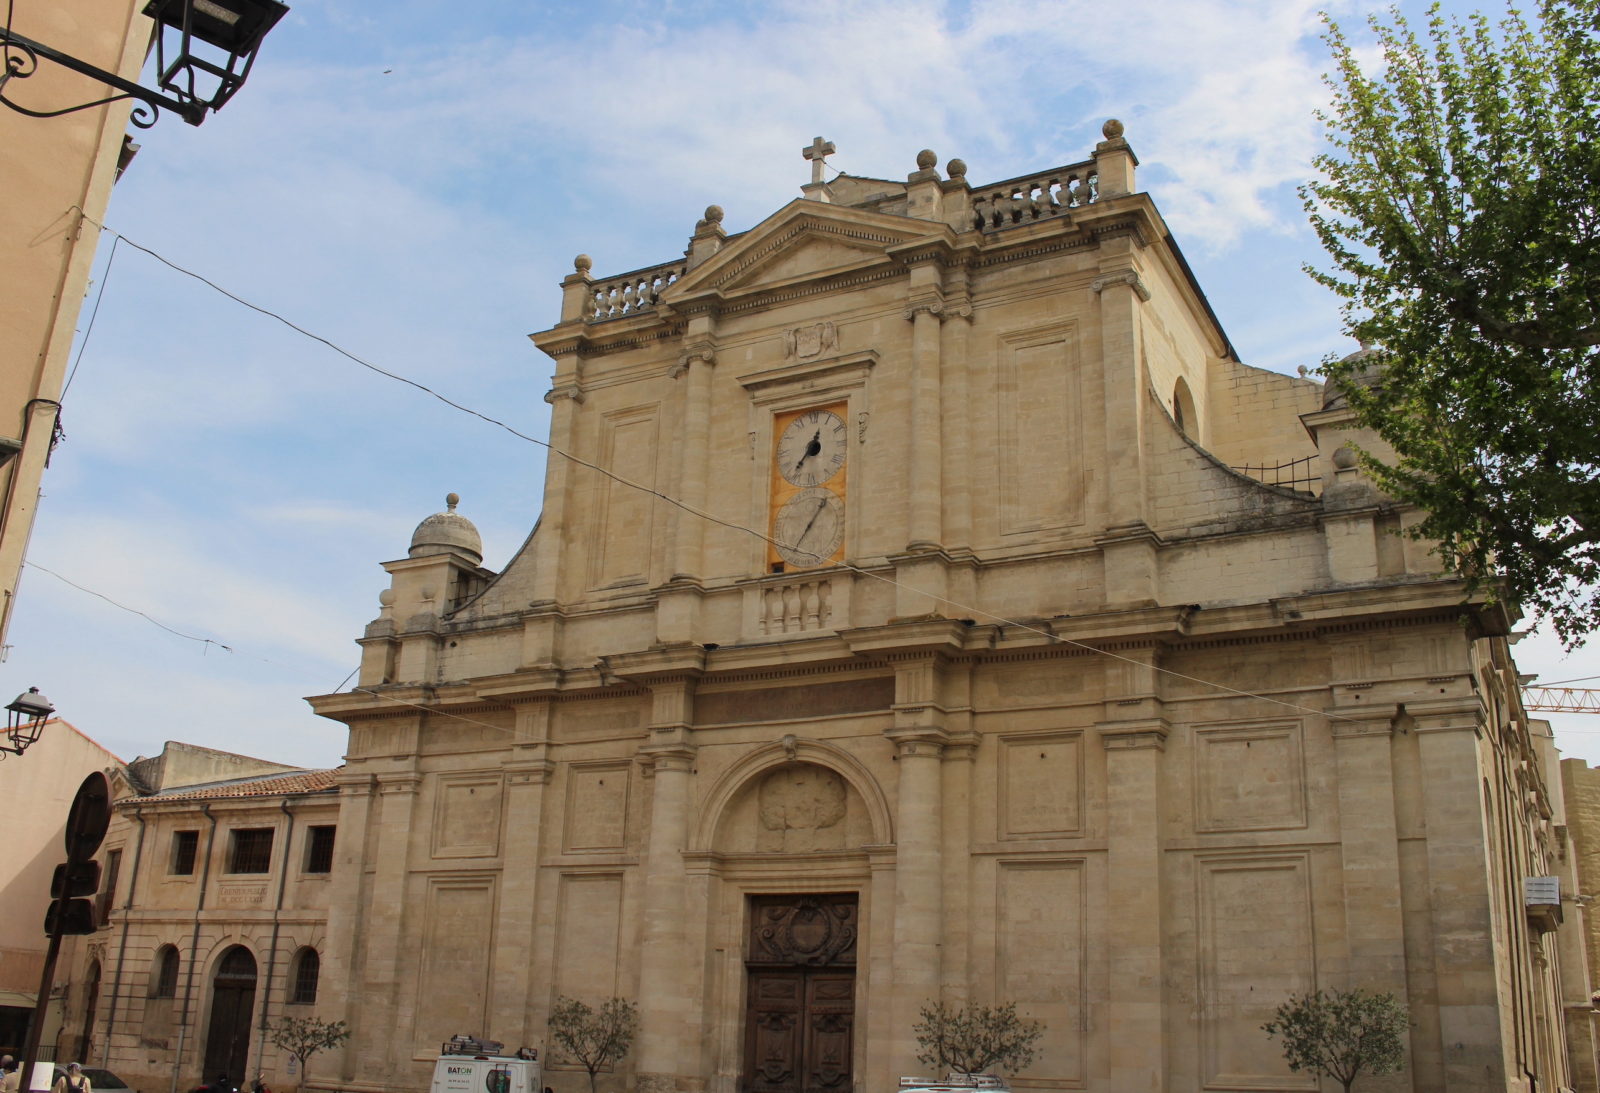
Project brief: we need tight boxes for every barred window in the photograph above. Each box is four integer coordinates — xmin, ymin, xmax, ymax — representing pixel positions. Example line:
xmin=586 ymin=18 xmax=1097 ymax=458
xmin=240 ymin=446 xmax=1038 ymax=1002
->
xmin=227 ymin=828 xmax=274 ymax=874
xmin=151 ymin=945 xmax=179 ymax=999
xmin=170 ymin=830 xmax=198 ymax=876
xmin=290 ymin=948 xmax=320 ymax=1005
xmin=304 ymin=826 xmax=335 ymax=874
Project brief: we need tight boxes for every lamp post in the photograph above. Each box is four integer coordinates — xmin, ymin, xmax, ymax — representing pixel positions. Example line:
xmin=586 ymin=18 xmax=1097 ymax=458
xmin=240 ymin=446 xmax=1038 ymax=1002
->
xmin=0 ymin=0 xmax=288 ymax=129
xmin=3 ymin=686 xmax=54 ymax=756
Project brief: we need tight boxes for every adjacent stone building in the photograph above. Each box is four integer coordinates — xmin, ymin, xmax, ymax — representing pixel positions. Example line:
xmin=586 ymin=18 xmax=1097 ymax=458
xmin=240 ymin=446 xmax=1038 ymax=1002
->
xmin=306 ymin=125 xmax=1588 ymax=1093
xmin=54 ymin=743 xmax=339 ymax=1093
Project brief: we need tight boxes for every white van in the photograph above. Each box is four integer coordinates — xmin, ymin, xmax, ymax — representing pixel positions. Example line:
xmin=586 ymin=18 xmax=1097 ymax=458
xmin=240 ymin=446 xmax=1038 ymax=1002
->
xmin=429 ymin=1036 xmax=540 ymax=1093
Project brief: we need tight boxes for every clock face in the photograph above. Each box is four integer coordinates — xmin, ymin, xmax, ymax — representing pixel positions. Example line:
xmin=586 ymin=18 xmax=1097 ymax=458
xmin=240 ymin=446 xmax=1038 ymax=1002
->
xmin=774 ymin=488 xmax=845 ymax=568
xmin=776 ymin=408 xmax=848 ymax=488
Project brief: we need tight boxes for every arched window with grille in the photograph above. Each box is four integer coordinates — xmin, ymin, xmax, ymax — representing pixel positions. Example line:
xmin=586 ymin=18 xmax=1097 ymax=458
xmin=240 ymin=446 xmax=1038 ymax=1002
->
xmin=290 ymin=948 xmax=320 ymax=1005
xmin=151 ymin=945 xmax=180 ymax=999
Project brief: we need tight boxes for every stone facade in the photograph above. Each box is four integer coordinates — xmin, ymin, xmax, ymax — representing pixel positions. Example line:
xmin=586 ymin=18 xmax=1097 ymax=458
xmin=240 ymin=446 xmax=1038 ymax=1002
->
xmin=53 ymin=745 xmax=338 ymax=1093
xmin=307 ymin=126 xmax=1586 ymax=1093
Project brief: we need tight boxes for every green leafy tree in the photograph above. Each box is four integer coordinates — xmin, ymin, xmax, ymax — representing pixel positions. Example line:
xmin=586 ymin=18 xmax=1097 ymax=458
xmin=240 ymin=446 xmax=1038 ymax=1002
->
xmin=1306 ymin=0 xmax=1600 ymax=645
xmin=266 ymin=1016 xmax=350 ymax=1093
xmin=912 ymin=1000 xmax=1044 ymax=1079
xmin=547 ymin=996 xmax=638 ymax=1093
xmin=1262 ymin=989 xmax=1408 ymax=1093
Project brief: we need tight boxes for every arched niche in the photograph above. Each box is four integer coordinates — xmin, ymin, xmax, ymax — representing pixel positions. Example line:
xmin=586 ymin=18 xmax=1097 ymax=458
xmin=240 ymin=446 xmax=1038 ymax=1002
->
xmin=694 ymin=738 xmax=892 ymax=854
xmin=1173 ymin=375 xmax=1198 ymax=437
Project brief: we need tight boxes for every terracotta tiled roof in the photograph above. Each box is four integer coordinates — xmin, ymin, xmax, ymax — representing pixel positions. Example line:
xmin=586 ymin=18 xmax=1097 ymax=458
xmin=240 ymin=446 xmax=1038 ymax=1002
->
xmin=137 ymin=767 xmax=341 ymax=802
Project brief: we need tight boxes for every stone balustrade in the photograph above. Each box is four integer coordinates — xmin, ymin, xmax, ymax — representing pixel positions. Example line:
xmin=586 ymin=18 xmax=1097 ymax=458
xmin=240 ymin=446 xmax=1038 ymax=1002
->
xmin=587 ymin=260 xmax=686 ymax=322
xmin=970 ymin=161 xmax=1098 ymax=231
xmin=761 ymin=578 xmax=833 ymax=635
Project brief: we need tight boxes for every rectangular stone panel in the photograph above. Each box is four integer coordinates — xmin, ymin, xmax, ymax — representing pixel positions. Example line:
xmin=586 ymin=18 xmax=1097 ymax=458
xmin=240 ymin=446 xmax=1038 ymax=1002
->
xmin=1193 ymin=720 xmax=1307 ymax=833
xmin=590 ymin=405 xmax=659 ymax=589
xmin=1197 ymin=854 xmax=1316 ymax=1090
xmin=554 ymin=872 xmax=624 ymax=1002
xmin=999 ymin=731 xmax=1083 ymax=839
xmin=413 ymin=876 xmax=496 ymax=1053
xmin=695 ymin=677 xmax=894 ymax=725
xmin=996 ymin=860 xmax=1085 ymax=1086
xmin=996 ymin=322 xmax=1084 ymax=535
xmin=563 ymin=762 xmax=632 ymax=852
xmin=431 ymin=774 xmax=504 ymax=858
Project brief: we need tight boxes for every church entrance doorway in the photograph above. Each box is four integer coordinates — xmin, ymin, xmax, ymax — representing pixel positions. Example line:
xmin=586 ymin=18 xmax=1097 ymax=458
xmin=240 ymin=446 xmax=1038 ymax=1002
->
xmin=203 ymin=946 xmax=257 ymax=1086
xmin=742 ymin=894 xmax=857 ymax=1093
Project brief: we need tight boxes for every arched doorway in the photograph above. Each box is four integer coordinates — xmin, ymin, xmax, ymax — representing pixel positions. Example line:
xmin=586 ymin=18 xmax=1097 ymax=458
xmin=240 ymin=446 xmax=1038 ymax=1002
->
xmin=203 ymin=947 xmax=257 ymax=1086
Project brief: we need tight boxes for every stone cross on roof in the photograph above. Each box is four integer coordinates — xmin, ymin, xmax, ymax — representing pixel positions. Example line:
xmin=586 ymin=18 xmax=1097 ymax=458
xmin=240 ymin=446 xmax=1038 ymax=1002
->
xmin=802 ymin=136 xmax=836 ymax=184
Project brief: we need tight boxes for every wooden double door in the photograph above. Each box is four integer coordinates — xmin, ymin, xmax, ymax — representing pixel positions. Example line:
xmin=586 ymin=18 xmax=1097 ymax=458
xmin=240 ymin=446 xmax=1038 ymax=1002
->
xmin=743 ymin=894 xmax=858 ymax=1093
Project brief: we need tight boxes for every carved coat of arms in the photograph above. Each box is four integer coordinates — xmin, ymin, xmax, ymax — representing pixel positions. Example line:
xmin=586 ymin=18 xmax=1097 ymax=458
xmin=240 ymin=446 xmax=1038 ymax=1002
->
xmin=784 ymin=322 xmax=837 ymax=360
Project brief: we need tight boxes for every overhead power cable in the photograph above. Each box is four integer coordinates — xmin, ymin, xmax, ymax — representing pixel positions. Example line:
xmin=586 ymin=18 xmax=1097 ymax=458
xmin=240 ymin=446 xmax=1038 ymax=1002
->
xmin=62 ymin=210 xmax=1548 ymax=732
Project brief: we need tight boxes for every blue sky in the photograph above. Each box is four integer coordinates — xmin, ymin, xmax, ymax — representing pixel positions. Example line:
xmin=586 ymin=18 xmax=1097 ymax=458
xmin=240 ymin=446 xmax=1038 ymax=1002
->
xmin=6 ymin=0 xmax=1596 ymax=770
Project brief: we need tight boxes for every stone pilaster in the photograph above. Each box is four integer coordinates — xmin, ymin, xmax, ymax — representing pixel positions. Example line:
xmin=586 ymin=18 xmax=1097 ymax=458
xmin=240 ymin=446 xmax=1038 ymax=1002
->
xmin=1092 ymin=243 xmax=1151 ymax=533
xmin=1411 ymin=697 xmax=1507 ymax=1093
xmin=1098 ymin=645 xmax=1166 ymax=1093
xmin=635 ymin=676 xmax=699 ymax=1093
xmin=939 ymin=269 xmax=973 ymax=554
xmin=671 ymin=324 xmax=717 ymax=582
xmin=357 ymin=767 xmax=422 ymax=1077
xmin=905 ymin=266 xmax=944 ymax=552
xmin=525 ymin=370 xmax=583 ymax=664
xmin=322 ymin=770 xmax=375 ymax=1084
xmin=1329 ymin=704 xmax=1412 ymax=990
xmin=489 ymin=700 xmax=555 ymax=1045
xmin=886 ymin=653 xmax=948 ymax=1076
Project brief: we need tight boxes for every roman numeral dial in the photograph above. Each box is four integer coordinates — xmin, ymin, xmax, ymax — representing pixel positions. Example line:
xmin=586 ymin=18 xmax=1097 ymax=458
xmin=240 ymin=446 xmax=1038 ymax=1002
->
xmin=776 ymin=409 xmax=848 ymax=488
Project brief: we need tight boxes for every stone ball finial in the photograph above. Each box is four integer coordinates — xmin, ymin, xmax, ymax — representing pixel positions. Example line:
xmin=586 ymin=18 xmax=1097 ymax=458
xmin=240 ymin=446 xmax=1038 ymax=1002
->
xmin=916 ymin=148 xmax=937 ymax=170
xmin=410 ymin=493 xmax=483 ymax=565
xmin=1332 ymin=446 xmax=1359 ymax=470
xmin=946 ymin=158 xmax=967 ymax=179
xmin=704 ymin=204 xmax=724 ymax=225
xmin=1102 ymin=118 xmax=1125 ymax=140
xmin=574 ymin=254 xmax=592 ymax=273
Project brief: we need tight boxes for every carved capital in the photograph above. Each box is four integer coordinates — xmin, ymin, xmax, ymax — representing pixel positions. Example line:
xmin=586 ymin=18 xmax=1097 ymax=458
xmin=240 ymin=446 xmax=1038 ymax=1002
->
xmin=1090 ymin=269 xmax=1152 ymax=301
xmin=505 ymin=759 xmax=556 ymax=786
xmin=886 ymin=725 xmax=949 ymax=759
xmin=377 ymin=772 xmax=423 ymax=795
xmin=903 ymin=298 xmax=945 ymax=322
xmin=544 ymin=383 xmax=586 ymax=405
xmin=640 ymin=742 xmax=697 ymax=773
xmin=672 ymin=344 xmax=716 ymax=378
xmin=1097 ymin=719 xmax=1170 ymax=751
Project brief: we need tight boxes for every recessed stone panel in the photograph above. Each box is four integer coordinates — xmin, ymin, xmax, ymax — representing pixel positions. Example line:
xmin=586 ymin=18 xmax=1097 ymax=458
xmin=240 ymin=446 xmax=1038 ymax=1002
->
xmin=432 ymin=774 xmax=503 ymax=859
xmin=590 ymin=405 xmax=659 ymax=589
xmin=1193 ymin=720 xmax=1306 ymax=833
xmin=554 ymin=872 xmax=624 ymax=1001
xmin=999 ymin=732 xmax=1083 ymax=839
xmin=413 ymin=876 xmax=495 ymax=1053
xmin=1197 ymin=854 xmax=1316 ymax=1090
xmin=996 ymin=860 xmax=1085 ymax=1086
xmin=996 ymin=322 xmax=1084 ymax=535
xmin=563 ymin=762 xmax=632 ymax=852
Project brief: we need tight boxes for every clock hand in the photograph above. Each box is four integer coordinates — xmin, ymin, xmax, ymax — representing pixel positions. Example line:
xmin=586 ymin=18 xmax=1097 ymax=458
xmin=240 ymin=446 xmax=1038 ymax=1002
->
xmin=794 ymin=496 xmax=830 ymax=548
xmin=794 ymin=430 xmax=822 ymax=473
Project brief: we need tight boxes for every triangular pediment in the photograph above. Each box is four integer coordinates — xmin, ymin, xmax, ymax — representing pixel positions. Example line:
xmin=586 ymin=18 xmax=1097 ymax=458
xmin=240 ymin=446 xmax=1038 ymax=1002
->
xmin=664 ymin=199 xmax=951 ymax=303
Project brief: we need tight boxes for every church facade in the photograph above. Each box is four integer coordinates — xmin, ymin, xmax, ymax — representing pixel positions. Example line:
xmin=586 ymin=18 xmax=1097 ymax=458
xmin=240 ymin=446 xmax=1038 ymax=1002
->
xmin=307 ymin=125 xmax=1587 ymax=1093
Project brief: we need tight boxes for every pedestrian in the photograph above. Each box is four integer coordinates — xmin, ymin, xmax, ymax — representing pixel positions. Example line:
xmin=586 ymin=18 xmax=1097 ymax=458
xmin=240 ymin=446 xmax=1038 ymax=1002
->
xmin=0 ymin=1056 xmax=19 ymax=1093
xmin=52 ymin=1063 xmax=90 ymax=1093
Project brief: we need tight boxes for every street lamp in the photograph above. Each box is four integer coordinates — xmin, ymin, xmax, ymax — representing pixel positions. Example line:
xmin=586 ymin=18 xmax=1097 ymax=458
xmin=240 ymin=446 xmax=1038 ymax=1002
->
xmin=3 ymin=686 xmax=55 ymax=756
xmin=0 ymin=0 xmax=288 ymax=129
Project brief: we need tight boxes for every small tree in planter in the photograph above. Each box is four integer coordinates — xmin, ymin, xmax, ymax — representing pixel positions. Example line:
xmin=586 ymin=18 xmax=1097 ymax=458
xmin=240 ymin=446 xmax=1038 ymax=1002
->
xmin=266 ymin=1016 xmax=350 ymax=1093
xmin=547 ymin=996 xmax=638 ymax=1093
xmin=912 ymin=1000 xmax=1044 ymax=1080
xmin=1262 ymin=988 xmax=1408 ymax=1093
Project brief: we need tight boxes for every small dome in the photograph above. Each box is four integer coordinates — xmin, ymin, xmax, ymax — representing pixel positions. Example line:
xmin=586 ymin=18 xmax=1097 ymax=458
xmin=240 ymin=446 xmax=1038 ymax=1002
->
xmin=409 ymin=492 xmax=482 ymax=564
xmin=1321 ymin=341 xmax=1384 ymax=410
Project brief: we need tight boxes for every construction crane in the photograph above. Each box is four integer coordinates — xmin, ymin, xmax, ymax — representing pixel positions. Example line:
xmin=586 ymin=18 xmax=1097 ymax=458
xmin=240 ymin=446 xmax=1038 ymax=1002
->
xmin=1523 ymin=687 xmax=1600 ymax=714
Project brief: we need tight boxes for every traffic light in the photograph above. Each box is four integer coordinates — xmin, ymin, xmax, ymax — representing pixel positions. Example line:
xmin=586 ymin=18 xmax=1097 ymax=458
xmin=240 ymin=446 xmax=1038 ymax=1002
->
xmin=50 ymin=860 xmax=100 ymax=899
xmin=44 ymin=898 xmax=96 ymax=936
